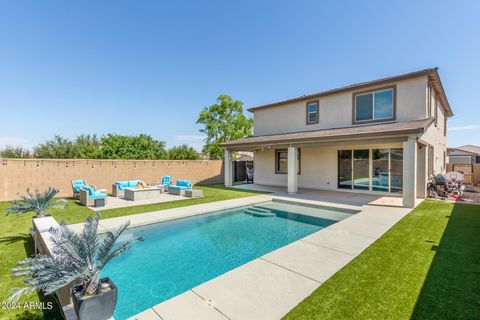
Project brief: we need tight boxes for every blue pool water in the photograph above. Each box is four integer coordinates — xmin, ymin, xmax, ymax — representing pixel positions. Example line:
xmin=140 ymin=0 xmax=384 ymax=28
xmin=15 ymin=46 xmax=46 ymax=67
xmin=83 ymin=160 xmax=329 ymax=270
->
xmin=102 ymin=201 xmax=355 ymax=319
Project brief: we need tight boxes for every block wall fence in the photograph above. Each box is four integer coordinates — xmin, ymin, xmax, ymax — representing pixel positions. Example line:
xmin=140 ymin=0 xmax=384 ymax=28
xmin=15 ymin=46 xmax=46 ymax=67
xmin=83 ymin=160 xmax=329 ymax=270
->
xmin=0 ymin=158 xmax=224 ymax=201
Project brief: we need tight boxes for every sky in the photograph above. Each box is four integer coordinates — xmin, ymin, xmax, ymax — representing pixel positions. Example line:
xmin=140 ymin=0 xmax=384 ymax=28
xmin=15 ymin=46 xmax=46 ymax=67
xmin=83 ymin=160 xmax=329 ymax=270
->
xmin=0 ymin=0 xmax=479 ymax=151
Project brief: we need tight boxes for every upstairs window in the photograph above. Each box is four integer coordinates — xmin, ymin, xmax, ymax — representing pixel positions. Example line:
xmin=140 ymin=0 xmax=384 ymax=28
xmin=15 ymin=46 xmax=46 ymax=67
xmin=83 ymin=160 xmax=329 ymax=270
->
xmin=306 ymin=100 xmax=319 ymax=124
xmin=354 ymin=87 xmax=395 ymax=124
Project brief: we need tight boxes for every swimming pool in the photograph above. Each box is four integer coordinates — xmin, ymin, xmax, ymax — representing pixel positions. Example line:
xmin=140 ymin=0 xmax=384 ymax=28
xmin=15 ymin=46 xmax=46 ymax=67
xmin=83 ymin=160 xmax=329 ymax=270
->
xmin=101 ymin=200 xmax=358 ymax=319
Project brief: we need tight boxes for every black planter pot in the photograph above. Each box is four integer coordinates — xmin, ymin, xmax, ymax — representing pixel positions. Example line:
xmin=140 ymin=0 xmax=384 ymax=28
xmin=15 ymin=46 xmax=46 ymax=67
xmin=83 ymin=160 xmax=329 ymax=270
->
xmin=72 ymin=278 xmax=118 ymax=320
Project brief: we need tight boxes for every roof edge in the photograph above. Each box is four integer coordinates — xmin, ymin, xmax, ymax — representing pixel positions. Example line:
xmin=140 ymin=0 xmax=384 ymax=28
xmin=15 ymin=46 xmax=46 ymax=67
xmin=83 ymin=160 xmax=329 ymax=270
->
xmin=248 ymin=68 xmax=442 ymax=113
xmin=221 ymin=118 xmax=432 ymax=148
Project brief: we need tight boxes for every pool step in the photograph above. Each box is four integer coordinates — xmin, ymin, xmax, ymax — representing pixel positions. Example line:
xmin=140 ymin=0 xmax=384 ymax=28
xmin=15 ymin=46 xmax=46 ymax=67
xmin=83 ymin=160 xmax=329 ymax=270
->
xmin=244 ymin=208 xmax=276 ymax=217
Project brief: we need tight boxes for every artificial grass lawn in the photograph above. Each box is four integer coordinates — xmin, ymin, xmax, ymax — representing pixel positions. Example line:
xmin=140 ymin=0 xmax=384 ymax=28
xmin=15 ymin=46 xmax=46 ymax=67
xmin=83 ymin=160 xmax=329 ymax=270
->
xmin=284 ymin=200 xmax=480 ymax=320
xmin=0 ymin=184 xmax=266 ymax=320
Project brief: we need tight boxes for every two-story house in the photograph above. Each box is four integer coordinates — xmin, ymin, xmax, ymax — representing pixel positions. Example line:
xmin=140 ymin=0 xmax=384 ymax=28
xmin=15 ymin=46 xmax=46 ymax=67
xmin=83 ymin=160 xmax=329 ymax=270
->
xmin=221 ymin=68 xmax=453 ymax=207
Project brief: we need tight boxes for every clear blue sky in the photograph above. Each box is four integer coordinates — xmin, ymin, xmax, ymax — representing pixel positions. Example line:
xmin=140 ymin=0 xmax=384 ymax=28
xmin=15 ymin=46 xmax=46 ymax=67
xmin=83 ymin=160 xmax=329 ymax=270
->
xmin=0 ymin=0 xmax=479 ymax=151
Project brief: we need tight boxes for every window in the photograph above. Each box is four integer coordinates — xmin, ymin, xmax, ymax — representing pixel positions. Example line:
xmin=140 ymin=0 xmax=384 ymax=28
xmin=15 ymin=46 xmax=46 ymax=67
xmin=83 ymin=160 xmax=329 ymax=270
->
xmin=353 ymin=87 xmax=395 ymax=123
xmin=306 ymin=101 xmax=319 ymax=124
xmin=434 ymin=94 xmax=438 ymax=127
xmin=444 ymin=116 xmax=447 ymax=136
xmin=427 ymin=84 xmax=432 ymax=117
xmin=275 ymin=149 xmax=301 ymax=174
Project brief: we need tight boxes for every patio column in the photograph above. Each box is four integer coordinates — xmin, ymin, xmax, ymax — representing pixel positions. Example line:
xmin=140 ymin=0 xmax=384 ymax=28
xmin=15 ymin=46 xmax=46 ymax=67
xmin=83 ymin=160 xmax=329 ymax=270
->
xmin=224 ymin=149 xmax=233 ymax=187
xmin=403 ymin=137 xmax=417 ymax=208
xmin=288 ymin=146 xmax=298 ymax=194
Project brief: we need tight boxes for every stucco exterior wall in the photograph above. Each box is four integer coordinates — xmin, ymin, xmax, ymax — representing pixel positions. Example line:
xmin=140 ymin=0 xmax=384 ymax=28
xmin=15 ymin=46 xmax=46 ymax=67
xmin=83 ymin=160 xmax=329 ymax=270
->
xmin=0 ymin=159 xmax=224 ymax=201
xmin=420 ymin=99 xmax=448 ymax=174
xmin=253 ymin=77 xmax=429 ymax=136
xmin=254 ymin=142 xmax=404 ymax=190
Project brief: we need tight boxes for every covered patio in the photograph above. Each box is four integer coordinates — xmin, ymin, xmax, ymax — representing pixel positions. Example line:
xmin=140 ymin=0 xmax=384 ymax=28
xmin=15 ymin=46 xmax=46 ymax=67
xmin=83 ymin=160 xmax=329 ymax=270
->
xmin=221 ymin=119 xmax=432 ymax=208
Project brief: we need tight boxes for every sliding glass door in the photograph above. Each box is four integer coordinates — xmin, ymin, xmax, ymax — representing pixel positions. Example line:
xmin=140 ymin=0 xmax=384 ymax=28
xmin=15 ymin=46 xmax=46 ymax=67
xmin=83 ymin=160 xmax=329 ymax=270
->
xmin=338 ymin=150 xmax=352 ymax=189
xmin=390 ymin=148 xmax=403 ymax=193
xmin=337 ymin=147 xmax=403 ymax=193
xmin=353 ymin=150 xmax=369 ymax=190
xmin=372 ymin=149 xmax=389 ymax=192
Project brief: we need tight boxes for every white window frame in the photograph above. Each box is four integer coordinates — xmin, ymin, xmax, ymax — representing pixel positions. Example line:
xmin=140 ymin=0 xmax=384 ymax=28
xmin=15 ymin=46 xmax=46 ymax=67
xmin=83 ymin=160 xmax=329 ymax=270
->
xmin=354 ymin=88 xmax=394 ymax=123
xmin=306 ymin=101 xmax=319 ymax=124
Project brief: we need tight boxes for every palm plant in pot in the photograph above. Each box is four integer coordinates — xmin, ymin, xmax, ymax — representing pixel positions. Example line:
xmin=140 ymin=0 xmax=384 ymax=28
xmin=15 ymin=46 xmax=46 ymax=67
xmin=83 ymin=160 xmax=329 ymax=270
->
xmin=8 ymin=213 xmax=143 ymax=320
xmin=5 ymin=187 xmax=68 ymax=225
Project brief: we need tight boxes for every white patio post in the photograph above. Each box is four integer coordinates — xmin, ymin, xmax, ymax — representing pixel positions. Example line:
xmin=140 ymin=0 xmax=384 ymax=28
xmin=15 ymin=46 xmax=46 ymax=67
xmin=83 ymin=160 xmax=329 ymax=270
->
xmin=224 ymin=149 xmax=233 ymax=187
xmin=287 ymin=146 xmax=298 ymax=194
xmin=403 ymin=137 xmax=417 ymax=207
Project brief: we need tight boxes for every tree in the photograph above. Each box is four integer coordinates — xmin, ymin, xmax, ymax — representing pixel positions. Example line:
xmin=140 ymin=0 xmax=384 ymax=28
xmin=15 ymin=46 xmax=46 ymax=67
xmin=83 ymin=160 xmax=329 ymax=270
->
xmin=34 ymin=135 xmax=77 ymax=159
xmin=75 ymin=134 xmax=101 ymax=159
xmin=167 ymin=144 xmax=200 ymax=160
xmin=99 ymin=134 xmax=167 ymax=159
xmin=0 ymin=145 xmax=31 ymax=158
xmin=197 ymin=95 xmax=253 ymax=160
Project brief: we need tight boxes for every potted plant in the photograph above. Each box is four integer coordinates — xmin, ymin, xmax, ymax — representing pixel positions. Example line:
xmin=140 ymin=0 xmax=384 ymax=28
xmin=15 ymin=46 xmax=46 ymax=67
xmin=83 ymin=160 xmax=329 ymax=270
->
xmin=8 ymin=213 xmax=143 ymax=320
xmin=5 ymin=187 xmax=68 ymax=226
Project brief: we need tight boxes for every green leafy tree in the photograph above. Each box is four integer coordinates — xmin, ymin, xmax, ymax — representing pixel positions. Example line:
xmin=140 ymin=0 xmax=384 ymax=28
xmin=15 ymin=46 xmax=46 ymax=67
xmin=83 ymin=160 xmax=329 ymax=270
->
xmin=99 ymin=134 xmax=167 ymax=159
xmin=34 ymin=135 xmax=77 ymax=159
xmin=167 ymin=144 xmax=200 ymax=160
xmin=75 ymin=134 xmax=101 ymax=159
xmin=0 ymin=145 xmax=31 ymax=158
xmin=197 ymin=95 xmax=253 ymax=160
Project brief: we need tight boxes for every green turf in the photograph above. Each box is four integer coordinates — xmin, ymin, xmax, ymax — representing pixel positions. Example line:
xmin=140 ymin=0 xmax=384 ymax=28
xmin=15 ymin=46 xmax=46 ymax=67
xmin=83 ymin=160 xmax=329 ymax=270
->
xmin=0 ymin=184 xmax=266 ymax=320
xmin=284 ymin=200 xmax=480 ymax=320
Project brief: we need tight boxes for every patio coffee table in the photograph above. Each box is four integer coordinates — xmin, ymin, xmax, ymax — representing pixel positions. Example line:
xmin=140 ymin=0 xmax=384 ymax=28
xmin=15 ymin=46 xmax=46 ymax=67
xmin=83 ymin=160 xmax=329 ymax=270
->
xmin=185 ymin=189 xmax=203 ymax=198
xmin=124 ymin=187 xmax=163 ymax=201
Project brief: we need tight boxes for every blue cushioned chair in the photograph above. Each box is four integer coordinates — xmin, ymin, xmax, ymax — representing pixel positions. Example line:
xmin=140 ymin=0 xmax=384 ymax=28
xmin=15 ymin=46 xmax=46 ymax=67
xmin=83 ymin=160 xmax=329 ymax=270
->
xmin=79 ymin=185 xmax=107 ymax=206
xmin=71 ymin=179 xmax=87 ymax=198
xmin=160 ymin=176 xmax=172 ymax=189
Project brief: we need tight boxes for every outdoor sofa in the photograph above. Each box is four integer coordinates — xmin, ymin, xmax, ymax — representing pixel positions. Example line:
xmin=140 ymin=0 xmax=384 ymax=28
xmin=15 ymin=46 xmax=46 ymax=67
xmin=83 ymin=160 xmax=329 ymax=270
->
xmin=112 ymin=180 xmax=143 ymax=197
xmin=168 ymin=179 xmax=192 ymax=196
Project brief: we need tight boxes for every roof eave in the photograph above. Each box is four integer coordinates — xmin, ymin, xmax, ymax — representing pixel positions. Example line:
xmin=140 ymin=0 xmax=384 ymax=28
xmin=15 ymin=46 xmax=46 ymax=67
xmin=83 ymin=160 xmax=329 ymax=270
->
xmin=221 ymin=128 xmax=425 ymax=149
xmin=247 ymin=68 xmax=440 ymax=113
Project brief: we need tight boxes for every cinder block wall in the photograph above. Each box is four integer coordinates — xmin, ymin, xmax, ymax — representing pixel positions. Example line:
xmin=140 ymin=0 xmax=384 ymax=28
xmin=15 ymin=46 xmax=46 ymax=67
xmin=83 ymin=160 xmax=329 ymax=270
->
xmin=0 ymin=158 xmax=224 ymax=201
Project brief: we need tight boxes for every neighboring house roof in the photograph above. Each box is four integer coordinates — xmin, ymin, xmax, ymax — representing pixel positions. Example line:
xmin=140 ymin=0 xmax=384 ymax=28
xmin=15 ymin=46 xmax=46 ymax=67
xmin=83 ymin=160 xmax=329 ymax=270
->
xmin=455 ymin=145 xmax=480 ymax=155
xmin=247 ymin=68 xmax=453 ymax=117
xmin=221 ymin=118 xmax=433 ymax=148
xmin=235 ymin=152 xmax=254 ymax=161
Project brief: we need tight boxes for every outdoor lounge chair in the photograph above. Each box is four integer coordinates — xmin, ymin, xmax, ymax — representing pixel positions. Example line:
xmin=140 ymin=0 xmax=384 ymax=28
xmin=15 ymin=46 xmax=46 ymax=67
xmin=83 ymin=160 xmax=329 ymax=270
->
xmin=71 ymin=179 xmax=87 ymax=198
xmin=160 ymin=176 xmax=172 ymax=190
xmin=112 ymin=180 xmax=143 ymax=197
xmin=168 ymin=179 xmax=192 ymax=196
xmin=79 ymin=186 xmax=107 ymax=207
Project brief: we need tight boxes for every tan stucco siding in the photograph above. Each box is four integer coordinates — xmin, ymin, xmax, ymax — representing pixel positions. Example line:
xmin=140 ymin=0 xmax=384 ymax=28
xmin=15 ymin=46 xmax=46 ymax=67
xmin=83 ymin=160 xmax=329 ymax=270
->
xmin=253 ymin=77 xmax=428 ymax=136
xmin=420 ymin=100 xmax=448 ymax=174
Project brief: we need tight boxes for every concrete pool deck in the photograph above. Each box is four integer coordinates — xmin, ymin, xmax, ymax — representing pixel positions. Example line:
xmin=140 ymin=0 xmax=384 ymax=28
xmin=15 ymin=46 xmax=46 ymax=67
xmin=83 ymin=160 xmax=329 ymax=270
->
xmin=68 ymin=194 xmax=414 ymax=320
